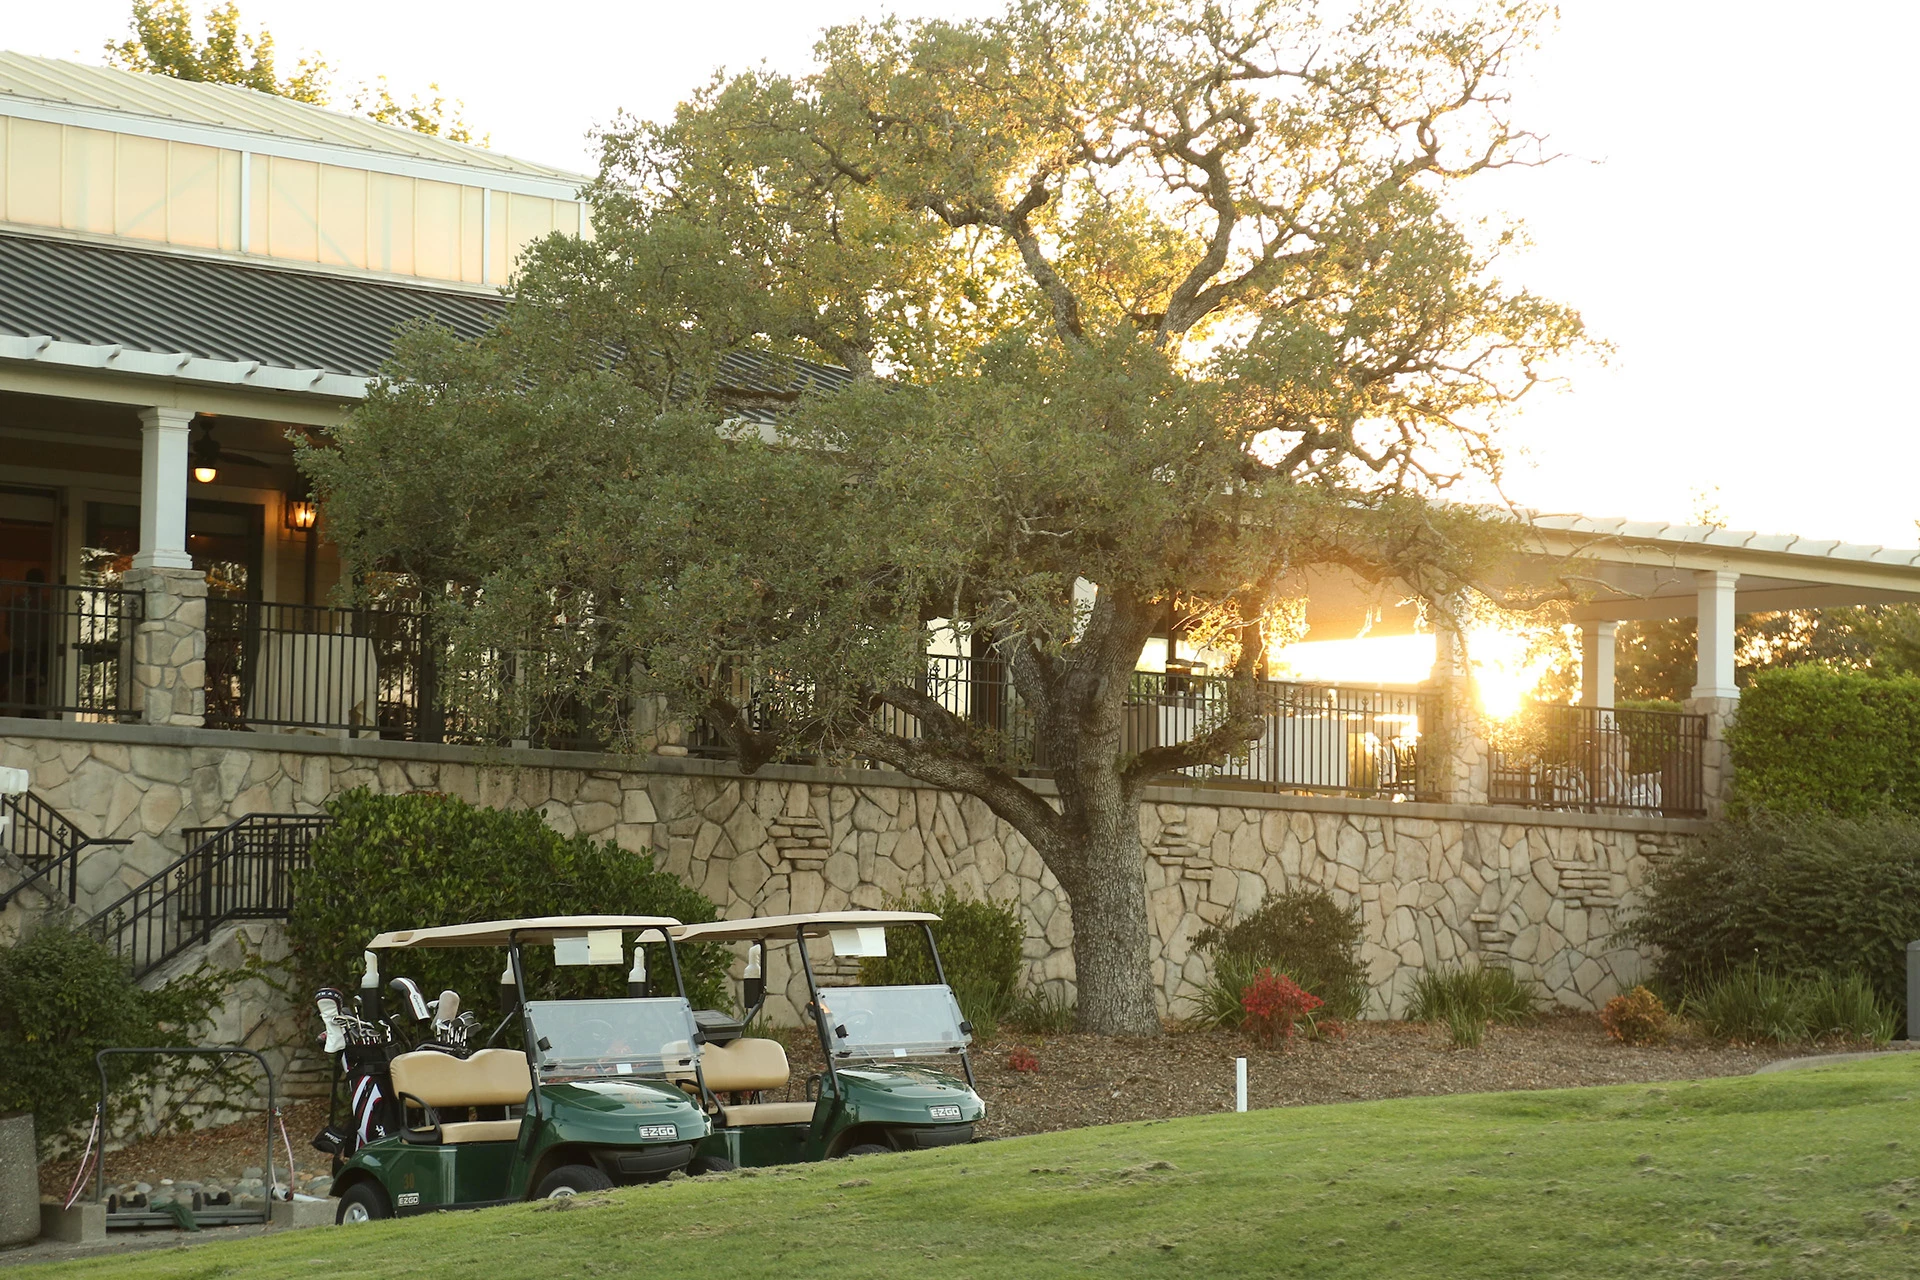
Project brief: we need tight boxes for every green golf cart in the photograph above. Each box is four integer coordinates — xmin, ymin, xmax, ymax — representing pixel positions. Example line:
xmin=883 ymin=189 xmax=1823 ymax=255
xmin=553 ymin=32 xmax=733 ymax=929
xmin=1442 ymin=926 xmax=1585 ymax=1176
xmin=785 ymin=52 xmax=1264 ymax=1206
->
xmin=669 ymin=910 xmax=986 ymax=1168
xmin=329 ymin=915 xmax=712 ymax=1223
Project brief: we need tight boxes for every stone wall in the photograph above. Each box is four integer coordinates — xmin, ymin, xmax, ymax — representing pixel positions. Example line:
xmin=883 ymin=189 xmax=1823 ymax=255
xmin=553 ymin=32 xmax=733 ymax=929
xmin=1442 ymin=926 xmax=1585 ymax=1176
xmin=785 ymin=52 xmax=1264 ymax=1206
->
xmin=1 ymin=718 xmax=1702 ymax=1024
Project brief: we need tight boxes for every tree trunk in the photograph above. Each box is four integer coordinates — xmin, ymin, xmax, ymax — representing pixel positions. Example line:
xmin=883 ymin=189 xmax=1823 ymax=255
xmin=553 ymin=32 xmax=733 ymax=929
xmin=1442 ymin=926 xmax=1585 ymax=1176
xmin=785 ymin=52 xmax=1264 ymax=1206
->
xmin=1053 ymin=791 xmax=1163 ymax=1036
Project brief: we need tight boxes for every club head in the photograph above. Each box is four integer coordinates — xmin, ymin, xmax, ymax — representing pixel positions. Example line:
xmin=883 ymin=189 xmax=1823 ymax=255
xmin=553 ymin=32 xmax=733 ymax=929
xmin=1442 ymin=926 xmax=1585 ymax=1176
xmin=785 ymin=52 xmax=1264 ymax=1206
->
xmin=389 ymin=977 xmax=430 ymax=1020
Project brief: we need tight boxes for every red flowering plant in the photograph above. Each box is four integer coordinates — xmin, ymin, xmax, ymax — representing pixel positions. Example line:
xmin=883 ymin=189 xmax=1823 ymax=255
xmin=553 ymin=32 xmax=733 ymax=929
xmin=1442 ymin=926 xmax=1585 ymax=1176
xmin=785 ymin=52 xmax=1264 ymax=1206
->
xmin=1240 ymin=968 xmax=1324 ymax=1047
xmin=1007 ymin=1046 xmax=1040 ymax=1073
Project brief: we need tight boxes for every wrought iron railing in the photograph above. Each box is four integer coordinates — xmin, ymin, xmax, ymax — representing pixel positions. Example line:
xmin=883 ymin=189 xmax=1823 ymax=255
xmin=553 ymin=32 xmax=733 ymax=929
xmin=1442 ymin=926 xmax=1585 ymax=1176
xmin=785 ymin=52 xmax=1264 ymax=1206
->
xmin=1488 ymin=702 xmax=1707 ymax=819
xmin=202 ymin=600 xmax=619 ymax=750
xmin=0 ymin=578 xmax=142 ymax=720
xmin=0 ymin=789 xmax=131 ymax=908
xmin=691 ymin=655 xmax=1441 ymax=801
xmin=86 ymin=813 xmax=330 ymax=979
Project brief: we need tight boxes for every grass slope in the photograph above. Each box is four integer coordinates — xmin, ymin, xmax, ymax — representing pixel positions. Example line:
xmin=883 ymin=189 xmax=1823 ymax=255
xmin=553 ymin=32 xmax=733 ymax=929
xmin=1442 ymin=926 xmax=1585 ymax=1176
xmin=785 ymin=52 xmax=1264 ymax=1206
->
xmin=39 ymin=1057 xmax=1920 ymax=1279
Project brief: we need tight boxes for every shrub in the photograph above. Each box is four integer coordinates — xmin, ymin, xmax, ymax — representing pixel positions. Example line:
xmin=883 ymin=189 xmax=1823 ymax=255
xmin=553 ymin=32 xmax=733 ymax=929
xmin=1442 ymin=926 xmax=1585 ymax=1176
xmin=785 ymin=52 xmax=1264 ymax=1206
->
xmin=1409 ymin=965 xmax=1538 ymax=1032
xmin=1800 ymin=971 xmax=1898 ymax=1045
xmin=859 ymin=887 xmax=1024 ymax=1031
xmin=0 ymin=926 xmax=226 ymax=1153
xmin=1004 ymin=983 xmax=1076 ymax=1036
xmin=288 ymin=789 xmax=726 ymax=1016
xmin=1240 ymin=967 xmax=1323 ymax=1047
xmin=1686 ymin=965 xmax=1897 ymax=1046
xmin=1444 ymin=1006 xmax=1485 ymax=1049
xmin=1600 ymin=986 xmax=1669 ymax=1045
xmin=1006 ymin=1046 xmax=1039 ymax=1073
xmin=1623 ymin=813 xmax=1920 ymax=1029
xmin=1728 ymin=667 xmax=1920 ymax=817
xmin=1193 ymin=888 xmax=1370 ymax=1021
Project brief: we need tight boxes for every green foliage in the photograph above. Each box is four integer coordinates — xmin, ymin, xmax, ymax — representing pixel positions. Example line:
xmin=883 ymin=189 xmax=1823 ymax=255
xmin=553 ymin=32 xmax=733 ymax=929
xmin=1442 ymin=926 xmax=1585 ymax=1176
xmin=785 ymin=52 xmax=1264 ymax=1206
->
xmin=1003 ymin=983 xmax=1076 ymax=1036
xmin=0 ymin=926 xmax=226 ymax=1153
xmin=1685 ymin=965 xmax=1895 ymax=1046
xmin=859 ymin=888 xmax=1024 ymax=1032
xmin=105 ymin=1 xmax=480 ymax=141
xmin=1624 ymin=814 xmax=1920 ymax=1028
xmin=1408 ymin=965 xmax=1538 ymax=1035
xmin=1599 ymin=986 xmax=1669 ymax=1045
xmin=287 ymin=789 xmax=725 ymax=1022
xmin=1728 ymin=667 xmax=1920 ymax=816
xmin=1193 ymin=888 xmax=1371 ymax=1021
xmin=306 ymin=0 xmax=1586 ymax=1035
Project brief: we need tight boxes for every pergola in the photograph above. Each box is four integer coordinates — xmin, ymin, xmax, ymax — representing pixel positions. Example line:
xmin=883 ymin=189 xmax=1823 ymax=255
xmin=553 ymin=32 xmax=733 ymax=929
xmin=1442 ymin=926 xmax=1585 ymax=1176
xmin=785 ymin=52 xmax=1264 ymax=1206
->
xmin=1516 ymin=516 xmax=1920 ymax=706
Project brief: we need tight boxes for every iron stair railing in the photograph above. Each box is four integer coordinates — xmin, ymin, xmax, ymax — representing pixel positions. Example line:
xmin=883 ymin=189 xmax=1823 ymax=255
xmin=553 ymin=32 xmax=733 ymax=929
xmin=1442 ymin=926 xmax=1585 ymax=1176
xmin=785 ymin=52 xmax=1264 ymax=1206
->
xmin=1 ymin=790 xmax=131 ymax=909
xmin=84 ymin=813 xmax=331 ymax=979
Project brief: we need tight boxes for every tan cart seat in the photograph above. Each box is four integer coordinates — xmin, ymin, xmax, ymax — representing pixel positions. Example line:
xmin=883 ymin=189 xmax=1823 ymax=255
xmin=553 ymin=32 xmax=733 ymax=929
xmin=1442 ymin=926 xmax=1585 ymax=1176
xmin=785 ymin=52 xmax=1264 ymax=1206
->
xmin=698 ymin=1038 xmax=790 ymax=1093
xmin=718 ymin=1101 xmax=816 ymax=1126
xmin=390 ymin=1048 xmax=531 ymax=1144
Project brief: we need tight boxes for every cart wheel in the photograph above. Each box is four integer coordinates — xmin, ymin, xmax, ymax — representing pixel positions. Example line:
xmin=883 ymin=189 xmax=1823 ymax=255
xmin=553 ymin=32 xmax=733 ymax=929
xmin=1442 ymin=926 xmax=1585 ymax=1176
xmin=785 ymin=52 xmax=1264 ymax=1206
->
xmin=841 ymin=1143 xmax=891 ymax=1158
xmin=536 ymin=1164 xmax=614 ymax=1198
xmin=687 ymin=1156 xmax=736 ymax=1176
xmin=336 ymin=1182 xmax=392 ymax=1224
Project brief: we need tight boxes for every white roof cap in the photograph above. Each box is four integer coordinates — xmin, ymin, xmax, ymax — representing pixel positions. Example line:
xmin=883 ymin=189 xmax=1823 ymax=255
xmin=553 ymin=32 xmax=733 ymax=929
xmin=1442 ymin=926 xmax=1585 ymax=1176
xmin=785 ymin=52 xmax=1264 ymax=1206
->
xmin=672 ymin=911 xmax=939 ymax=945
xmin=367 ymin=915 xmax=681 ymax=949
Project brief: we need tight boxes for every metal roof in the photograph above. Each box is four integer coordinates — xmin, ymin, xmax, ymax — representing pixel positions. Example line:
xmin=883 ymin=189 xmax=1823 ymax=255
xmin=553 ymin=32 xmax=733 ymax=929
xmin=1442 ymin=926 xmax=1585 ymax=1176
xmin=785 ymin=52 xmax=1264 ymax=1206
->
xmin=0 ymin=50 xmax=582 ymax=185
xmin=1513 ymin=513 xmax=1920 ymax=621
xmin=0 ymin=231 xmax=858 ymax=411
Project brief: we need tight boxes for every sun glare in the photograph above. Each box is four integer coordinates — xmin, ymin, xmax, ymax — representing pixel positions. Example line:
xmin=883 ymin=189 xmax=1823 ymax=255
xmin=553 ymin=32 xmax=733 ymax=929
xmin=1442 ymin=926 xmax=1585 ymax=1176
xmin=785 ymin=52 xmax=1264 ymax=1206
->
xmin=1270 ymin=624 xmax=1561 ymax=720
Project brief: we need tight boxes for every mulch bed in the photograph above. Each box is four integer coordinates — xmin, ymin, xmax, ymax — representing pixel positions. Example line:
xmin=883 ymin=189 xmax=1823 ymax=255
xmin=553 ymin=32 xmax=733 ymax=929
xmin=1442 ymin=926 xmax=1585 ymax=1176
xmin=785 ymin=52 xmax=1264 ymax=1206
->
xmin=40 ymin=1014 xmax=1797 ymax=1195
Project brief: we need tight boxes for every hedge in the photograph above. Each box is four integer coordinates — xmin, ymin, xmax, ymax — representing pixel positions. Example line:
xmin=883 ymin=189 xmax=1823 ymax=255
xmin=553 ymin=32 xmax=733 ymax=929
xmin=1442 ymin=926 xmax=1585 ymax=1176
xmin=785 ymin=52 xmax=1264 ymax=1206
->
xmin=1728 ymin=666 xmax=1920 ymax=816
xmin=288 ymin=790 xmax=726 ymax=1022
xmin=1622 ymin=813 xmax=1920 ymax=1030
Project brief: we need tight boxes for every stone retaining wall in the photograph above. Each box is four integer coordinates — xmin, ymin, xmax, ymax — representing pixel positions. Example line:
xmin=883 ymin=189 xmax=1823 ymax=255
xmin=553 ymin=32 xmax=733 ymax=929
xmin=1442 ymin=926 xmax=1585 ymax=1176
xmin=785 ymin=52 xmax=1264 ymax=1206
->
xmin=1 ymin=720 xmax=1702 ymax=1022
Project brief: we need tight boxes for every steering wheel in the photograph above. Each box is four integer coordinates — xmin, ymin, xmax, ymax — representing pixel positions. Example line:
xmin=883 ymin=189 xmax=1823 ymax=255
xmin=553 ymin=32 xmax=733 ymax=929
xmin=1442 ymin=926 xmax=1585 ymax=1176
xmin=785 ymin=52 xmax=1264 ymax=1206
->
xmin=574 ymin=1018 xmax=616 ymax=1055
xmin=838 ymin=1010 xmax=877 ymax=1044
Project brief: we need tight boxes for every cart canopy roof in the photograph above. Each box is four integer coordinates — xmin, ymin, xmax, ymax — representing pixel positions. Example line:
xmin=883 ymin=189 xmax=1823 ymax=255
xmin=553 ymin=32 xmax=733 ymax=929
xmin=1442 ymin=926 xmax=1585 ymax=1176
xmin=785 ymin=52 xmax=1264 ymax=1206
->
xmin=671 ymin=911 xmax=938 ymax=946
xmin=367 ymin=916 xmax=681 ymax=950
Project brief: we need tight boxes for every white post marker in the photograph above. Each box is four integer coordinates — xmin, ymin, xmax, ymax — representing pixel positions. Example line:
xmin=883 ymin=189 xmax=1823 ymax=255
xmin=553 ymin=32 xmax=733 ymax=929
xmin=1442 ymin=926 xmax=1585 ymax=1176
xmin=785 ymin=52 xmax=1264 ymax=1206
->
xmin=1235 ymin=1057 xmax=1248 ymax=1113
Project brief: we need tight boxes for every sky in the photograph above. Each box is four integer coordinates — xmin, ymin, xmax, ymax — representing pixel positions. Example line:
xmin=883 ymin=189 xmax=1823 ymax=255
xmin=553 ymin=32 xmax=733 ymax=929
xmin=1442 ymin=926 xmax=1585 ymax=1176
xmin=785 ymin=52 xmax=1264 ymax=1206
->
xmin=10 ymin=0 xmax=1920 ymax=549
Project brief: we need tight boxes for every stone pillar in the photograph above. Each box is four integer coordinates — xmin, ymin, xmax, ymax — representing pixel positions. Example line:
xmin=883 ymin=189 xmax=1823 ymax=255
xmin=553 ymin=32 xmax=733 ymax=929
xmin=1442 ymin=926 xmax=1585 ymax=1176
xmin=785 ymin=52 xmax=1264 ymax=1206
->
xmin=1579 ymin=620 xmax=1617 ymax=708
xmin=1431 ymin=624 xmax=1489 ymax=805
xmin=133 ymin=407 xmax=195 ymax=572
xmin=126 ymin=566 xmax=207 ymax=726
xmin=1686 ymin=570 xmax=1740 ymax=818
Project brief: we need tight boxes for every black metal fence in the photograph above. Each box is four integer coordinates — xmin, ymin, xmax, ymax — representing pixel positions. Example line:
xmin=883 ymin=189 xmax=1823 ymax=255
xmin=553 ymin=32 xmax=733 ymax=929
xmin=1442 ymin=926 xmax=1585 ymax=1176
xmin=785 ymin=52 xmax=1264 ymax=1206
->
xmin=205 ymin=600 xmax=442 ymax=737
xmin=692 ymin=654 xmax=1441 ymax=801
xmin=0 ymin=789 xmax=130 ymax=908
xmin=1488 ymin=702 xmax=1707 ymax=819
xmin=87 ymin=813 xmax=330 ymax=979
xmin=0 ymin=579 xmax=142 ymax=720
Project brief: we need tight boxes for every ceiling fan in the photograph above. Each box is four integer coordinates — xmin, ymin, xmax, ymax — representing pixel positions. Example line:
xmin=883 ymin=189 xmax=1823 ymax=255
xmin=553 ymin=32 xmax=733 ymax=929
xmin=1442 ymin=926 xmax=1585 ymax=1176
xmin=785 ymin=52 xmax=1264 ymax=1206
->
xmin=190 ymin=420 xmax=274 ymax=484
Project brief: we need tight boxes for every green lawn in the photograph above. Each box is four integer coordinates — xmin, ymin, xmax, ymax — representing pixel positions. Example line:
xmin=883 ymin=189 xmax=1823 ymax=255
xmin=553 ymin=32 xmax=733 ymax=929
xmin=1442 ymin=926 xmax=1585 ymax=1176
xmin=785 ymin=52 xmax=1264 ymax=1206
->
xmin=39 ymin=1056 xmax=1920 ymax=1279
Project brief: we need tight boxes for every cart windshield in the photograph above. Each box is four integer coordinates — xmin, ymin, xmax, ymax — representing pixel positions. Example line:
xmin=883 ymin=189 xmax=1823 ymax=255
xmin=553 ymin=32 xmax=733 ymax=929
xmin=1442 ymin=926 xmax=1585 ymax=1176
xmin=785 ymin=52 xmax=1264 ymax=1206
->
xmin=524 ymin=998 xmax=699 ymax=1078
xmin=816 ymin=984 xmax=970 ymax=1059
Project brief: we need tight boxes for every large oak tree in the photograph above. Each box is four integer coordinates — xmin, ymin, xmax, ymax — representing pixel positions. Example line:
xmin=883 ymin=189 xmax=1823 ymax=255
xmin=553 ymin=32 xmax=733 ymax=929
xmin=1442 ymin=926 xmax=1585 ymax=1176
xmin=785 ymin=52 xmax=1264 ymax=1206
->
xmin=308 ymin=0 xmax=1587 ymax=1034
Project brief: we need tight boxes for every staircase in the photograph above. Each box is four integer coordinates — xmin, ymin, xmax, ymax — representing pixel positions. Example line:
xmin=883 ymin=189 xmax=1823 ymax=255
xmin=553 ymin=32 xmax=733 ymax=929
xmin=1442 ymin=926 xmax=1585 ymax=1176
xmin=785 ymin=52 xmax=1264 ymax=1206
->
xmin=83 ymin=812 xmax=331 ymax=980
xmin=1 ymin=790 xmax=131 ymax=912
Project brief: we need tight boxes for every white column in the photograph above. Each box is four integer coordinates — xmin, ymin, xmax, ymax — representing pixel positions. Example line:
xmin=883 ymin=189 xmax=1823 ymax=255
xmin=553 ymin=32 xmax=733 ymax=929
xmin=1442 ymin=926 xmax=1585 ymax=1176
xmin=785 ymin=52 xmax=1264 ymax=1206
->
xmin=133 ymin=407 xmax=195 ymax=571
xmin=1580 ymin=620 xmax=1617 ymax=708
xmin=1691 ymin=569 xmax=1740 ymax=700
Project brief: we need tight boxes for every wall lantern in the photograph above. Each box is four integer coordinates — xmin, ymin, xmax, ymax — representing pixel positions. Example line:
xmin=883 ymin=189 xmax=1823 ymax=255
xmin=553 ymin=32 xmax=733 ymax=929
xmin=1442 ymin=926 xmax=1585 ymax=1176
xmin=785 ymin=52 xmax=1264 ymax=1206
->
xmin=190 ymin=422 xmax=220 ymax=484
xmin=285 ymin=497 xmax=319 ymax=531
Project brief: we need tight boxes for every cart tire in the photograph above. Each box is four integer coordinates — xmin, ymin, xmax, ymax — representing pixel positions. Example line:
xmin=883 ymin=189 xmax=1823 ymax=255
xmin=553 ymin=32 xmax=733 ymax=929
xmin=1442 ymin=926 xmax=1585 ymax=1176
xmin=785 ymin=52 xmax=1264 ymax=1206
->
xmin=537 ymin=1164 xmax=614 ymax=1198
xmin=841 ymin=1143 xmax=891 ymax=1158
xmin=336 ymin=1182 xmax=392 ymax=1224
xmin=687 ymin=1156 xmax=736 ymax=1176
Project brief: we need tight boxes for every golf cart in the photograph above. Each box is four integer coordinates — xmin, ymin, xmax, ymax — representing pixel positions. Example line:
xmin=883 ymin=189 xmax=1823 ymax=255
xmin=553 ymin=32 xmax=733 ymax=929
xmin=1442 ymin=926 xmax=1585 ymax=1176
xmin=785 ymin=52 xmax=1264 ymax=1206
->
xmin=669 ymin=911 xmax=986 ymax=1168
xmin=328 ymin=916 xmax=711 ymax=1223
